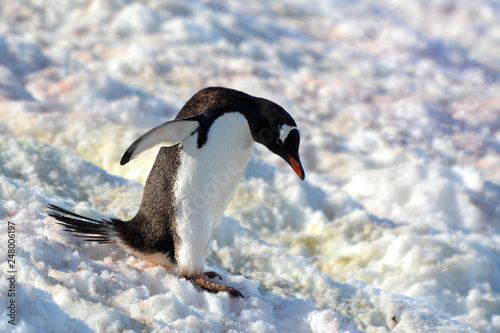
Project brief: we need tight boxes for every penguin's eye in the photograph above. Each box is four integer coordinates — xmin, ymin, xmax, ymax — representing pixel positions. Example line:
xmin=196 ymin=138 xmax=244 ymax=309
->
xmin=276 ymin=138 xmax=284 ymax=145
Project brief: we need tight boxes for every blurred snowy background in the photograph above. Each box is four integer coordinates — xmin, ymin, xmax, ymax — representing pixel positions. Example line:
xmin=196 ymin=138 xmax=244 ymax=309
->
xmin=1 ymin=0 xmax=499 ymax=332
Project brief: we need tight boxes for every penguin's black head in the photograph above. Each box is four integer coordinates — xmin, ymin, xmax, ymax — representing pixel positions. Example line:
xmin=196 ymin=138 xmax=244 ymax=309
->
xmin=253 ymin=99 xmax=305 ymax=180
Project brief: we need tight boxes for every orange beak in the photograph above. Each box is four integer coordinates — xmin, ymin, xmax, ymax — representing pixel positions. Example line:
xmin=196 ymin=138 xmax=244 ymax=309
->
xmin=288 ymin=154 xmax=305 ymax=180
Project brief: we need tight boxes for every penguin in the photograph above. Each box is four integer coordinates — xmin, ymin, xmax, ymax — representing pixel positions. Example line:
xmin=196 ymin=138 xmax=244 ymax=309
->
xmin=47 ymin=87 xmax=305 ymax=298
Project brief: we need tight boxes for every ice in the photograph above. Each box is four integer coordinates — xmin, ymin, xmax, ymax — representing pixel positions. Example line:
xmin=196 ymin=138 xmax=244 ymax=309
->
xmin=1 ymin=0 xmax=499 ymax=332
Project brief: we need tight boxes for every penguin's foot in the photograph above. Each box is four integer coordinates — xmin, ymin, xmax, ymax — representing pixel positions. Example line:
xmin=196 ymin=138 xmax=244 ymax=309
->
xmin=189 ymin=274 xmax=243 ymax=298
xmin=204 ymin=271 xmax=222 ymax=280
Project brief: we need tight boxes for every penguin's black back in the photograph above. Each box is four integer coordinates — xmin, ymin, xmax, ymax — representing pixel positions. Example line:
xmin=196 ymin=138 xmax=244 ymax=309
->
xmin=124 ymin=144 xmax=181 ymax=261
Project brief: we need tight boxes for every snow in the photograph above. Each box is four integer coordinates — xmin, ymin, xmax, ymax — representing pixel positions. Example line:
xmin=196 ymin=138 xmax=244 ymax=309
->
xmin=1 ymin=0 xmax=499 ymax=332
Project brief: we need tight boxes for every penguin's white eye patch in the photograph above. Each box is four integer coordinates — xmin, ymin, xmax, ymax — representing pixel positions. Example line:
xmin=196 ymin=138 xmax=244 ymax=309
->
xmin=278 ymin=124 xmax=297 ymax=143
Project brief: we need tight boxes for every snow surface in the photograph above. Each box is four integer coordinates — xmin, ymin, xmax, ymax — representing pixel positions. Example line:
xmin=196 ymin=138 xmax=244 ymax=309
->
xmin=1 ymin=0 xmax=500 ymax=332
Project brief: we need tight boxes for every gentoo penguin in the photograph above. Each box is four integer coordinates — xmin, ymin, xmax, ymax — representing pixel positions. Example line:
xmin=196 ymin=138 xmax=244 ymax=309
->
xmin=47 ymin=87 xmax=304 ymax=297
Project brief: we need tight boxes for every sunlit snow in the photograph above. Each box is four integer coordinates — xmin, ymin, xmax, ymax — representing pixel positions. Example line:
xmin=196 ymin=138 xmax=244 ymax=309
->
xmin=1 ymin=0 xmax=499 ymax=332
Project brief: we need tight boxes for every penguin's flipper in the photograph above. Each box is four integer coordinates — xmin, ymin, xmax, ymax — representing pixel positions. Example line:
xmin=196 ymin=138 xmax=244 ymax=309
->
xmin=120 ymin=118 xmax=199 ymax=165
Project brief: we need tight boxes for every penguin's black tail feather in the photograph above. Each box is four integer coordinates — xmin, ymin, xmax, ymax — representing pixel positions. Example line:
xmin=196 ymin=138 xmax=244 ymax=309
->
xmin=47 ymin=204 xmax=122 ymax=244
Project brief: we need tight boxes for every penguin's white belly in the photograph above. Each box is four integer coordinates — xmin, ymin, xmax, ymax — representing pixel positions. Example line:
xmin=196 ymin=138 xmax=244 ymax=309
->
xmin=174 ymin=112 xmax=254 ymax=275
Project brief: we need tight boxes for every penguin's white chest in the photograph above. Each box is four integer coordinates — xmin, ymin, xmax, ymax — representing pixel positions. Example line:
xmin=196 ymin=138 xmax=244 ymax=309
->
xmin=173 ymin=112 xmax=254 ymax=275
